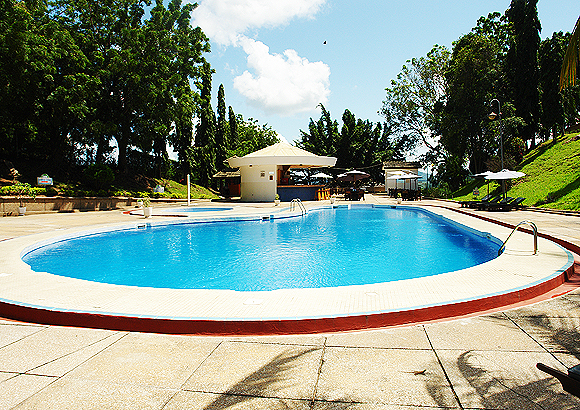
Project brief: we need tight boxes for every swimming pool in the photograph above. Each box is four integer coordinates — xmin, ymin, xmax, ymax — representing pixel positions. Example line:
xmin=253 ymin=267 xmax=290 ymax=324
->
xmin=22 ymin=206 xmax=500 ymax=291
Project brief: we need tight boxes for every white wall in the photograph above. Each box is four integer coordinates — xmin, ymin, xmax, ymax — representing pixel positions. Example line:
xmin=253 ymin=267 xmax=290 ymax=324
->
xmin=239 ymin=164 xmax=277 ymax=202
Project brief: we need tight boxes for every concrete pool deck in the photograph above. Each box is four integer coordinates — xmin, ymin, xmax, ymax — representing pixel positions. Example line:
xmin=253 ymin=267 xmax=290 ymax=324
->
xmin=1 ymin=196 xmax=580 ymax=408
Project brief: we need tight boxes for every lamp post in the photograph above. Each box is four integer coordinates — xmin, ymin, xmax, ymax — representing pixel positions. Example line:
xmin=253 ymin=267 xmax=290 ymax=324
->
xmin=488 ymin=98 xmax=505 ymax=198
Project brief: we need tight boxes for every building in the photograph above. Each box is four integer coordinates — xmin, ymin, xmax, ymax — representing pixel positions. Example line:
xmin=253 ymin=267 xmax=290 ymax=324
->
xmin=383 ymin=161 xmax=422 ymax=192
xmin=226 ymin=142 xmax=337 ymax=202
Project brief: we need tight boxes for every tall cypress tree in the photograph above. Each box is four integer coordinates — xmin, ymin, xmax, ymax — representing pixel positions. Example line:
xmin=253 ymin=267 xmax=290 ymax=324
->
xmin=227 ymin=106 xmax=238 ymax=153
xmin=193 ymin=61 xmax=216 ymax=187
xmin=214 ymin=84 xmax=228 ymax=171
xmin=505 ymin=0 xmax=541 ymax=148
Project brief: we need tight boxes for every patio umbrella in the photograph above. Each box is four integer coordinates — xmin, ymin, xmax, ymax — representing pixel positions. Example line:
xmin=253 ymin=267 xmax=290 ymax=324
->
xmin=311 ymin=172 xmax=333 ymax=179
xmin=337 ymin=170 xmax=370 ymax=183
xmin=484 ymin=169 xmax=526 ymax=180
xmin=485 ymin=169 xmax=526 ymax=199
xmin=472 ymin=171 xmax=494 ymax=196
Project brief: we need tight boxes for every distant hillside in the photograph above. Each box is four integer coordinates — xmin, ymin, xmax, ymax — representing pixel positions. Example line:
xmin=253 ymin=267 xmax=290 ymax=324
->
xmin=452 ymin=132 xmax=580 ymax=211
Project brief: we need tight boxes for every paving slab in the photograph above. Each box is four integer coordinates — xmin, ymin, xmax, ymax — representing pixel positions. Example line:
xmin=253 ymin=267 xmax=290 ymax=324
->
xmin=0 ymin=322 xmax=45 ymax=348
xmin=64 ymin=332 xmax=220 ymax=389
xmin=164 ymin=391 xmax=312 ymax=410
xmin=311 ymin=403 xmax=458 ymax=410
xmin=0 ymin=326 xmax=120 ymax=374
xmin=324 ymin=325 xmax=431 ymax=350
xmin=425 ymin=316 xmax=545 ymax=352
xmin=435 ymin=349 xmax=580 ymax=409
xmin=0 ymin=373 xmax=56 ymax=409
xmin=507 ymin=314 xmax=580 ymax=357
xmin=32 ymin=332 xmax=127 ymax=377
xmin=315 ymin=346 xmax=458 ymax=407
xmin=13 ymin=377 xmax=177 ymax=410
xmin=182 ymin=341 xmax=323 ymax=400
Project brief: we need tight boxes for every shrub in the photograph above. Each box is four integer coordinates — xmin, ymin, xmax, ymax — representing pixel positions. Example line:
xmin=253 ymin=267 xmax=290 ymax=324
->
xmin=82 ymin=164 xmax=115 ymax=190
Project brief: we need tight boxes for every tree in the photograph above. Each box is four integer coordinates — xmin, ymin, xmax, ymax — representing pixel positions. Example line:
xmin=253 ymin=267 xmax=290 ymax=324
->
xmin=228 ymin=115 xmax=279 ymax=158
xmin=539 ymin=32 xmax=568 ymax=142
xmin=0 ymin=0 xmax=89 ymax=178
xmin=298 ymin=104 xmax=339 ymax=158
xmin=227 ymin=106 xmax=238 ymax=151
xmin=193 ymin=61 xmax=216 ymax=187
xmin=441 ymin=33 xmax=500 ymax=175
xmin=505 ymin=0 xmax=541 ymax=146
xmin=214 ymin=84 xmax=228 ymax=172
xmin=298 ymin=105 xmax=402 ymax=179
xmin=380 ymin=45 xmax=450 ymax=157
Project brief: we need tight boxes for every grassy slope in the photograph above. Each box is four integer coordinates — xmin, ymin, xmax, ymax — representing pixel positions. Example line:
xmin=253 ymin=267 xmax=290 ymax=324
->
xmin=452 ymin=132 xmax=580 ymax=210
xmin=157 ymin=179 xmax=219 ymax=200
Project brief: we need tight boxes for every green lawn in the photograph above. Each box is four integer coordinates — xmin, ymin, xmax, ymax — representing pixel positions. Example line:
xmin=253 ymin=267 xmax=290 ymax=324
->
xmin=452 ymin=132 xmax=580 ymax=210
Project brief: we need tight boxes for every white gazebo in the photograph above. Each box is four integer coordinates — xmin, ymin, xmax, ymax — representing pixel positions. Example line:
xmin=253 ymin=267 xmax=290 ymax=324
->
xmin=227 ymin=142 xmax=337 ymax=202
xmin=383 ymin=161 xmax=422 ymax=192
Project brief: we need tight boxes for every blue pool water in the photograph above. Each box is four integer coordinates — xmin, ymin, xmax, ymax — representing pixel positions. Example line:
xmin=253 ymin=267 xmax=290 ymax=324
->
xmin=23 ymin=206 xmax=499 ymax=291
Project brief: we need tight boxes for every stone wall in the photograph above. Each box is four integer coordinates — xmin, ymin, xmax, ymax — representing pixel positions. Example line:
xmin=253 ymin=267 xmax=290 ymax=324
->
xmin=0 ymin=197 xmax=134 ymax=216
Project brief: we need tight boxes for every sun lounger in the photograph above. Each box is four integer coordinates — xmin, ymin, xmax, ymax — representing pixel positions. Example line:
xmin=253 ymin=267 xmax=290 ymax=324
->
xmin=483 ymin=196 xmax=525 ymax=211
xmin=537 ymin=363 xmax=580 ymax=398
xmin=459 ymin=194 xmax=494 ymax=208
xmin=474 ymin=195 xmax=504 ymax=210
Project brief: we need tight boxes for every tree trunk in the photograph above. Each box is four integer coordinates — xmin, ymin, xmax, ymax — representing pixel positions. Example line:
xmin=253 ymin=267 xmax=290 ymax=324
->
xmin=116 ymin=122 xmax=130 ymax=174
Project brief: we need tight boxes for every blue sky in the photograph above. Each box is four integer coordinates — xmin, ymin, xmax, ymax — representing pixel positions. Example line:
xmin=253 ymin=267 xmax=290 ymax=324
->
xmin=191 ymin=0 xmax=578 ymax=150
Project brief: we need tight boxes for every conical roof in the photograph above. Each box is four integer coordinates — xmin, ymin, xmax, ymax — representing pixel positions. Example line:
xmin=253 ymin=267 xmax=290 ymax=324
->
xmin=227 ymin=142 xmax=336 ymax=168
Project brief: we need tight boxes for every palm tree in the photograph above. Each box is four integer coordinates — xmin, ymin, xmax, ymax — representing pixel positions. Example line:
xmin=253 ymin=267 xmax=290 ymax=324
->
xmin=560 ymin=16 xmax=580 ymax=90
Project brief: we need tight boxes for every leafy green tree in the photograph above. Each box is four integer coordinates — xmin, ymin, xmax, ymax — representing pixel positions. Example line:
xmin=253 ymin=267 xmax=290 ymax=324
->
xmin=51 ymin=0 xmax=209 ymax=176
xmin=52 ymin=0 xmax=151 ymax=171
xmin=298 ymin=104 xmax=339 ymax=158
xmin=539 ymin=32 xmax=569 ymax=142
xmin=0 ymin=0 xmax=88 ymax=178
xmin=441 ymin=33 xmax=500 ymax=175
xmin=380 ymin=45 xmax=450 ymax=156
xmin=298 ymin=105 xmax=402 ymax=179
xmin=505 ymin=0 xmax=541 ymax=146
xmin=193 ymin=61 xmax=216 ymax=186
xmin=228 ymin=115 xmax=279 ymax=158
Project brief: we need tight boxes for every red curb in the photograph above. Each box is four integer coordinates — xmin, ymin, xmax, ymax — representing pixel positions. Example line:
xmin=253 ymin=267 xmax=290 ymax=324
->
xmin=0 ymin=262 xmax=574 ymax=336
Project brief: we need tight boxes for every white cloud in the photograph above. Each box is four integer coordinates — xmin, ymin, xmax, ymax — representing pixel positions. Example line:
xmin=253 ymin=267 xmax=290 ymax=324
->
xmin=233 ymin=38 xmax=330 ymax=115
xmin=193 ymin=0 xmax=326 ymax=46
xmin=192 ymin=0 xmax=330 ymax=116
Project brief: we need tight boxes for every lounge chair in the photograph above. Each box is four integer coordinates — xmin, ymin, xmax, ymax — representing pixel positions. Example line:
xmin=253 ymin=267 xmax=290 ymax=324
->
xmin=537 ymin=363 xmax=580 ymax=398
xmin=474 ymin=195 xmax=504 ymax=210
xmin=483 ymin=196 xmax=525 ymax=211
xmin=459 ymin=194 xmax=494 ymax=208
xmin=504 ymin=196 xmax=525 ymax=210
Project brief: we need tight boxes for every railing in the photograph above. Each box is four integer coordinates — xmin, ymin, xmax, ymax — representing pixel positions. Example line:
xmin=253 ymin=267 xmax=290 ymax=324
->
xmin=498 ymin=220 xmax=538 ymax=256
xmin=290 ymin=198 xmax=307 ymax=215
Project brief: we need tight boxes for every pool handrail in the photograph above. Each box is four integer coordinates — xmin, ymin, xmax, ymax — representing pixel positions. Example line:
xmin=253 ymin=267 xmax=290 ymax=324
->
xmin=290 ymin=198 xmax=307 ymax=215
xmin=498 ymin=220 xmax=538 ymax=256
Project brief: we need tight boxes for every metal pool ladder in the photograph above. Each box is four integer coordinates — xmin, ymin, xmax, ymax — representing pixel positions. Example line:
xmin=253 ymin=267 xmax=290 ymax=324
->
xmin=498 ymin=220 xmax=538 ymax=256
xmin=290 ymin=198 xmax=307 ymax=215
